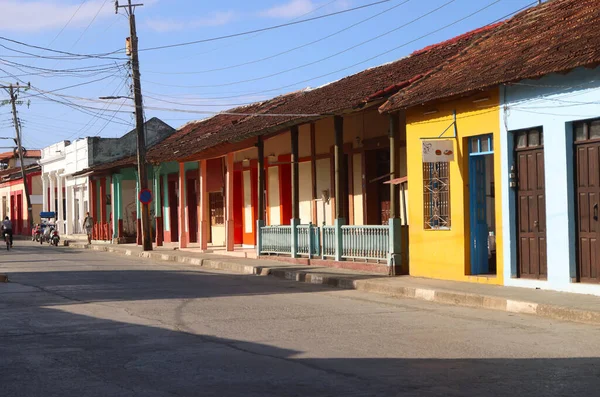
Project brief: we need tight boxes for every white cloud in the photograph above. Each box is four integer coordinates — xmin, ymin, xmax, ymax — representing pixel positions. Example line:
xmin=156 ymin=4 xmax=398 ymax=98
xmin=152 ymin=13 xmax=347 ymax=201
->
xmin=145 ymin=11 xmax=236 ymax=33
xmin=0 ymin=0 xmax=114 ymax=33
xmin=259 ymin=0 xmax=316 ymax=19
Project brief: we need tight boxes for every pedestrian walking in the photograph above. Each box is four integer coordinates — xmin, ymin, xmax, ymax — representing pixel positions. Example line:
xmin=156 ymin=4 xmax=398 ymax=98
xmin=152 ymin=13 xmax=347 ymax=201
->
xmin=83 ymin=212 xmax=93 ymax=244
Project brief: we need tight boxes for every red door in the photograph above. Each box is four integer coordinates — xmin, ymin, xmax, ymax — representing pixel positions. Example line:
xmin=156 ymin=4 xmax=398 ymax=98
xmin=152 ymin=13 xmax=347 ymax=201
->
xmin=15 ymin=194 xmax=23 ymax=235
xmin=187 ymin=176 xmax=198 ymax=243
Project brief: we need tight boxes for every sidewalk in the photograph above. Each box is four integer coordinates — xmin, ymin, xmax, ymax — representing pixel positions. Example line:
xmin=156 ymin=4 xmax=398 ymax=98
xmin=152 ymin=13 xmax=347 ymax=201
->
xmin=65 ymin=241 xmax=600 ymax=326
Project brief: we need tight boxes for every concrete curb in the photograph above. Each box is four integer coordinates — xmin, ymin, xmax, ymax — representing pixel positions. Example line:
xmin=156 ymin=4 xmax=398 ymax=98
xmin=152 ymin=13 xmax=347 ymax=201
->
xmin=67 ymin=242 xmax=600 ymax=326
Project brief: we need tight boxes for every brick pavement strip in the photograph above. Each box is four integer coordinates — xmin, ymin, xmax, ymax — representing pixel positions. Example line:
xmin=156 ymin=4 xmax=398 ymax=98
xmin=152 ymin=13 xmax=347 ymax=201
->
xmin=64 ymin=241 xmax=600 ymax=326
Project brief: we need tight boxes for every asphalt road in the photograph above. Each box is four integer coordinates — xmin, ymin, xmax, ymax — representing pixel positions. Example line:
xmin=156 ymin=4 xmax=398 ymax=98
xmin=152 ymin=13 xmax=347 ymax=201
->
xmin=1 ymin=242 xmax=600 ymax=397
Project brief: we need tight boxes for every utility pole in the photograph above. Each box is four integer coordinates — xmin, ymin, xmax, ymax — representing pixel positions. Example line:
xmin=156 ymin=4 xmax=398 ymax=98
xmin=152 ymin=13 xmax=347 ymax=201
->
xmin=116 ymin=0 xmax=152 ymax=251
xmin=1 ymin=84 xmax=33 ymax=231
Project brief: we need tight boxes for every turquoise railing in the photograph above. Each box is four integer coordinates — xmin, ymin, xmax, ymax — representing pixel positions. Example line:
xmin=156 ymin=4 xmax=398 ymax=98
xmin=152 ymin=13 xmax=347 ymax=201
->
xmin=341 ymin=225 xmax=389 ymax=261
xmin=297 ymin=224 xmax=320 ymax=257
xmin=322 ymin=225 xmax=336 ymax=258
xmin=260 ymin=225 xmax=292 ymax=254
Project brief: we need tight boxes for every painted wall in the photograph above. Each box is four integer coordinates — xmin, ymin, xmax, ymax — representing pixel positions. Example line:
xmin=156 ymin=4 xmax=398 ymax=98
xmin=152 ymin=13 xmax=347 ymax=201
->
xmin=405 ymin=88 xmax=503 ymax=285
xmin=0 ymin=173 xmax=42 ymax=233
xmin=501 ymin=66 xmax=600 ymax=295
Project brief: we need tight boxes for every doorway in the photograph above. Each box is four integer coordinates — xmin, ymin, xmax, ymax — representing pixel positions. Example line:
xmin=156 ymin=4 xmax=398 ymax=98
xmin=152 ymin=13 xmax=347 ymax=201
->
xmin=168 ymin=178 xmax=179 ymax=242
xmin=364 ymin=148 xmax=391 ymax=225
xmin=514 ymin=128 xmax=547 ymax=279
xmin=187 ymin=175 xmax=198 ymax=243
xmin=469 ymin=135 xmax=496 ymax=275
xmin=574 ymin=119 xmax=600 ymax=282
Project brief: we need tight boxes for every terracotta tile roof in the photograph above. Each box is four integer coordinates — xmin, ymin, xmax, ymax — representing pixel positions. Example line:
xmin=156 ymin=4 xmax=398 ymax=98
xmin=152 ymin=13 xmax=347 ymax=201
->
xmin=0 ymin=149 xmax=41 ymax=162
xmin=148 ymin=24 xmax=493 ymax=163
xmin=0 ymin=164 xmax=40 ymax=183
xmin=72 ymin=156 xmax=137 ymax=177
xmin=380 ymin=0 xmax=600 ymax=112
xmin=147 ymin=93 xmax=300 ymax=163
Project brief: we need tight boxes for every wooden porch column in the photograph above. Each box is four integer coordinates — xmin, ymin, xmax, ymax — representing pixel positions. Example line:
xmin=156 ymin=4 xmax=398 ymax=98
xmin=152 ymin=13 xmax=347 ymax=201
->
xmin=111 ymin=174 xmax=122 ymax=240
xmin=199 ymin=160 xmax=209 ymax=251
xmin=334 ymin=115 xmax=346 ymax=261
xmin=225 ymin=153 xmax=235 ymax=251
xmin=153 ymin=167 xmax=163 ymax=246
xmin=290 ymin=125 xmax=300 ymax=258
xmin=256 ymin=136 xmax=265 ymax=256
xmin=178 ymin=162 xmax=188 ymax=249
xmin=89 ymin=177 xmax=97 ymax=238
xmin=389 ymin=112 xmax=405 ymax=275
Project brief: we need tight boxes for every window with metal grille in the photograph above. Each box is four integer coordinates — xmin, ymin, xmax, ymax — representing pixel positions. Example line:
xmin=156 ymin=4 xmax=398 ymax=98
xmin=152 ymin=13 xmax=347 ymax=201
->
xmin=423 ymin=162 xmax=450 ymax=230
xmin=209 ymin=192 xmax=224 ymax=226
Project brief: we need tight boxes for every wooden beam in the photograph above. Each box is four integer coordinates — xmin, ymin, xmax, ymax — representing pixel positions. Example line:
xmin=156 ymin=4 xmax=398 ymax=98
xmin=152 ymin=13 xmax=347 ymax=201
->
xmin=291 ymin=125 xmax=299 ymax=221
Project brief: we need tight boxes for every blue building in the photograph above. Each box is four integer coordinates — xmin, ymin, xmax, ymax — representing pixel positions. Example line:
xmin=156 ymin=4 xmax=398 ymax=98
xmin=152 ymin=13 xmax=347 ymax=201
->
xmin=501 ymin=67 xmax=600 ymax=295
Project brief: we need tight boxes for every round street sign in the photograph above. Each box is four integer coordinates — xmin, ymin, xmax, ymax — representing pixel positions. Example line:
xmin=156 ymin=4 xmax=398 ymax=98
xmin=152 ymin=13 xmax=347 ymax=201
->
xmin=139 ymin=188 xmax=153 ymax=204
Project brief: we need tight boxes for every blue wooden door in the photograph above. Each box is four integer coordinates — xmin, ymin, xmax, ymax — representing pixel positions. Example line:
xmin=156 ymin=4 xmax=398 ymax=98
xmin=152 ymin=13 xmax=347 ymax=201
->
xmin=469 ymin=155 xmax=489 ymax=275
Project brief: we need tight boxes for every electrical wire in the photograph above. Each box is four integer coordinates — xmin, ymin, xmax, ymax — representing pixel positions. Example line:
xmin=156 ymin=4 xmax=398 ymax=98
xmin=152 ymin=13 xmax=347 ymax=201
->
xmin=139 ymin=0 xmax=394 ymax=52
xmin=0 ymin=36 xmax=124 ymax=60
xmin=146 ymin=0 xmax=412 ymax=75
xmin=68 ymin=0 xmax=110 ymax=50
xmin=150 ymin=0 xmax=456 ymax=88
xmin=48 ymin=0 xmax=88 ymax=47
xmin=143 ymin=0 xmax=508 ymax=98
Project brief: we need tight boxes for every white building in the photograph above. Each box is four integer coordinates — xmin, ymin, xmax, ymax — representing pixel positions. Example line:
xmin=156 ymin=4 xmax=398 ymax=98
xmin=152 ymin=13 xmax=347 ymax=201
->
xmin=39 ymin=141 xmax=70 ymax=234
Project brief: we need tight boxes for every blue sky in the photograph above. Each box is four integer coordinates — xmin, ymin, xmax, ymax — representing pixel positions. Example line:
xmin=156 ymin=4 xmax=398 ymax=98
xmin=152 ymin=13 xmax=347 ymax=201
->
xmin=0 ymin=0 xmax=537 ymax=150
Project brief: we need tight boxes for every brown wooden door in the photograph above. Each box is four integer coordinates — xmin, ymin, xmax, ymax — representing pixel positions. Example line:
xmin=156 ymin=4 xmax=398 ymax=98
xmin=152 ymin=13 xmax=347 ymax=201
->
xmin=576 ymin=142 xmax=600 ymax=282
xmin=516 ymin=142 xmax=547 ymax=279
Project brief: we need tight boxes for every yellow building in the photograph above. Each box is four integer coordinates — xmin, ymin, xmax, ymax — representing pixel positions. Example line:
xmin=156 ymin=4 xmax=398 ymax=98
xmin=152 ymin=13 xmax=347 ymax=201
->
xmin=397 ymin=88 xmax=503 ymax=284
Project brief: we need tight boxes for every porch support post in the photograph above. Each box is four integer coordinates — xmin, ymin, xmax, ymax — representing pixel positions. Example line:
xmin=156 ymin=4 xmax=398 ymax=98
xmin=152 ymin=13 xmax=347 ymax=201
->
xmin=291 ymin=125 xmax=300 ymax=258
xmin=65 ymin=185 xmax=73 ymax=235
xmin=334 ymin=115 xmax=345 ymax=262
xmin=225 ymin=153 xmax=235 ymax=251
xmin=42 ymin=174 xmax=48 ymax=212
xmin=153 ymin=166 xmax=163 ymax=246
xmin=178 ymin=162 xmax=188 ymax=249
xmin=49 ymin=172 xmax=56 ymax=215
xmin=56 ymin=173 xmax=64 ymax=234
xmin=135 ymin=171 xmax=142 ymax=245
xmin=256 ymin=136 xmax=265 ymax=256
xmin=199 ymin=160 xmax=209 ymax=251
xmin=389 ymin=112 xmax=403 ymax=275
xmin=112 ymin=174 xmax=122 ymax=240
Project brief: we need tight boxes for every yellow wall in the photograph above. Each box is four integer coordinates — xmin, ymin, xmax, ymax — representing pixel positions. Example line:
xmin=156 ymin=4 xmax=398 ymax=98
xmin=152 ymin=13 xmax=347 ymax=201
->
xmin=405 ymin=88 xmax=503 ymax=285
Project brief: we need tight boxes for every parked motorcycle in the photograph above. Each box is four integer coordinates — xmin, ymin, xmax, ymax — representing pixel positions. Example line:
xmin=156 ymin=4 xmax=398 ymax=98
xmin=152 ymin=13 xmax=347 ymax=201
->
xmin=50 ymin=229 xmax=60 ymax=246
xmin=31 ymin=224 xmax=42 ymax=242
xmin=40 ymin=225 xmax=53 ymax=245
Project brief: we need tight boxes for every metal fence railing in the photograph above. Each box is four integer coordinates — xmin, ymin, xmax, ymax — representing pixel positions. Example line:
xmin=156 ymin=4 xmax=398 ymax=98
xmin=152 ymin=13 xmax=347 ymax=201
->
xmin=341 ymin=225 xmax=389 ymax=261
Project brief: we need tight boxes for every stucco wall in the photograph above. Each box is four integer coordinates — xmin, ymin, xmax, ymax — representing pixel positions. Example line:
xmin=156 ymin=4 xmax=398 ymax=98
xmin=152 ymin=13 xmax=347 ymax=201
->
xmin=501 ymin=66 xmax=600 ymax=295
xmin=405 ymin=88 xmax=503 ymax=285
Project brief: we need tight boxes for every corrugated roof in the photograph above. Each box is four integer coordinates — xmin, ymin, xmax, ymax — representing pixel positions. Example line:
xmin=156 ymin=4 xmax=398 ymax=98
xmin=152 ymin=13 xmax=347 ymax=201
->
xmin=148 ymin=24 xmax=494 ymax=163
xmin=380 ymin=0 xmax=600 ymax=112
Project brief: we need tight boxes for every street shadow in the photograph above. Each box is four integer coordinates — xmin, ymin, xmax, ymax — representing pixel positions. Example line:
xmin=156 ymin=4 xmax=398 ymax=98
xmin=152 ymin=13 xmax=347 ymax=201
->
xmin=2 ymin=245 xmax=600 ymax=396
xmin=1 ymin=300 xmax=599 ymax=397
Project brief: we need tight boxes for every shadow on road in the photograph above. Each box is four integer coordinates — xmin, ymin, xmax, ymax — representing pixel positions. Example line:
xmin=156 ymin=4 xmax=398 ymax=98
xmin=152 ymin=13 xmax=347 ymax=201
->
xmin=1 ymin=244 xmax=600 ymax=396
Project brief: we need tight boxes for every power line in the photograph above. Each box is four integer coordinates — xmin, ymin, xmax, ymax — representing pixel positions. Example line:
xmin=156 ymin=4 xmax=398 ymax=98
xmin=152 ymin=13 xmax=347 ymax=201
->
xmin=0 ymin=36 xmax=124 ymax=60
xmin=139 ymin=0 xmax=394 ymax=52
xmin=68 ymin=0 xmax=110 ymax=50
xmin=48 ymin=0 xmax=88 ymax=47
xmin=151 ymin=0 xmax=456 ymax=88
xmin=146 ymin=0 xmax=411 ymax=75
xmin=143 ymin=0 xmax=509 ymax=99
xmin=171 ymin=0 xmax=341 ymax=64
